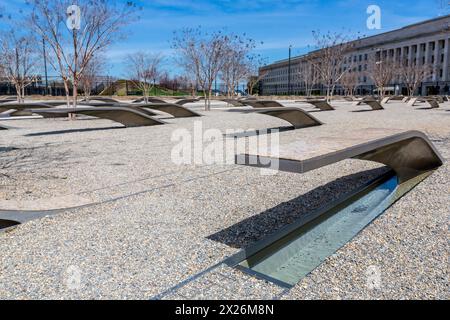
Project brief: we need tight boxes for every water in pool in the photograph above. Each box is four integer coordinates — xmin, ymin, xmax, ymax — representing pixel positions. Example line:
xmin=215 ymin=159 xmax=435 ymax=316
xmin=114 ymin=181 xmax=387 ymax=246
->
xmin=239 ymin=173 xmax=428 ymax=287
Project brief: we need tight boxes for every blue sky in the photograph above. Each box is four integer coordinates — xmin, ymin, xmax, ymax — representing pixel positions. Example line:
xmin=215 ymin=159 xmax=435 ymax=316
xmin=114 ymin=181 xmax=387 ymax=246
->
xmin=0 ymin=0 xmax=448 ymax=76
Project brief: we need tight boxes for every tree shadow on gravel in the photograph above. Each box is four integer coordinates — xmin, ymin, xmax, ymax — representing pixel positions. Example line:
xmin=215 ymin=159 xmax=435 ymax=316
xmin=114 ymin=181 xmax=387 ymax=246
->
xmin=208 ymin=166 xmax=389 ymax=249
xmin=25 ymin=126 xmax=123 ymax=137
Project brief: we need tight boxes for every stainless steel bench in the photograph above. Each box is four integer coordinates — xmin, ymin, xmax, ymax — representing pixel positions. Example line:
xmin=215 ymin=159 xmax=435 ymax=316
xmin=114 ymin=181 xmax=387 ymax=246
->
xmin=236 ymin=130 xmax=443 ymax=183
xmin=28 ymin=107 xmax=166 ymax=127
xmin=139 ymin=103 xmax=201 ymax=118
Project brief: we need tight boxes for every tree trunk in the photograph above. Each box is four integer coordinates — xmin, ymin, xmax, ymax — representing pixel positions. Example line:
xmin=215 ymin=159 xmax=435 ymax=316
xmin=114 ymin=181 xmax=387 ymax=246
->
xmin=14 ymin=84 xmax=22 ymax=103
xmin=208 ymin=89 xmax=213 ymax=111
xmin=72 ymin=79 xmax=78 ymax=108
xmin=62 ymin=79 xmax=71 ymax=107
xmin=326 ymin=85 xmax=331 ymax=102
xmin=144 ymin=85 xmax=149 ymax=103
xmin=203 ymin=90 xmax=208 ymax=111
xmin=84 ymin=84 xmax=91 ymax=101
xmin=16 ymin=84 xmax=23 ymax=103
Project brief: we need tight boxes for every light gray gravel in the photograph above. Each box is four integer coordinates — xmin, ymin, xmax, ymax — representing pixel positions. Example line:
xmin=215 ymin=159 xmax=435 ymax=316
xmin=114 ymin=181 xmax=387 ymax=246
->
xmin=0 ymin=100 xmax=448 ymax=299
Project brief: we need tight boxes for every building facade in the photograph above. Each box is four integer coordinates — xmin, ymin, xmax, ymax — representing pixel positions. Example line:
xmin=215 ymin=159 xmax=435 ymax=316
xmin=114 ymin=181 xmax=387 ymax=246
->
xmin=259 ymin=15 xmax=450 ymax=96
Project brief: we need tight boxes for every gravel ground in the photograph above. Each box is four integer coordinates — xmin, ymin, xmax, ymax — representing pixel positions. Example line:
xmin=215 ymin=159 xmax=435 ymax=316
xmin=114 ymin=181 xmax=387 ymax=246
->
xmin=0 ymin=100 xmax=448 ymax=299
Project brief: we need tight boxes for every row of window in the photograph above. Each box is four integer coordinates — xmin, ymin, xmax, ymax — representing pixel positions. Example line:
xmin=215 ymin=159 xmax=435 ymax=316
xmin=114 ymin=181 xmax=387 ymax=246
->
xmin=262 ymin=38 xmax=450 ymax=83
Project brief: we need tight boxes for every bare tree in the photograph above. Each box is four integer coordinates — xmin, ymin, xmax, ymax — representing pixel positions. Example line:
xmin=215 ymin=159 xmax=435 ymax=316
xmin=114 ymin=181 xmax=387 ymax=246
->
xmin=339 ymin=64 xmax=359 ymax=96
xmin=309 ymin=31 xmax=354 ymax=102
xmin=183 ymin=74 xmax=199 ymax=97
xmin=221 ymin=53 xmax=246 ymax=97
xmin=80 ymin=55 xmax=106 ymax=100
xmin=29 ymin=0 xmax=138 ymax=107
xmin=247 ymin=56 xmax=268 ymax=96
xmin=399 ymin=59 xmax=433 ymax=97
xmin=125 ymin=52 xmax=163 ymax=103
xmin=173 ymin=28 xmax=230 ymax=111
xmin=296 ymin=57 xmax=318 ymax=97
xmin=366 ymin=53 xmax=396 ymax=100
xmin=159 ymin=72 xmax=171 ymax=90
xmin=220 ymin=35 xmax=260 ymax=97
xmin=0 ymin=31 xmax=39 ymax=102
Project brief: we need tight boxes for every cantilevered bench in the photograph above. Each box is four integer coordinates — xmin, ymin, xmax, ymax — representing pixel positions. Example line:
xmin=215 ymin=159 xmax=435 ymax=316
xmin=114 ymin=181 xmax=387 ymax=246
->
xmin=353 ymin=99 xmax=384 ymax=111
xmin=227 ymin=107 xmax=322 ymax=138
xmin=220 ymin=99 xmax=247 ymax=107
xmin=0 ymin=97 xmax=17 ymax=103
xmin=28 ymin=107 xmax=166 ymax=127
xmin=244 ymin=100 xmax=286 ymax=109
xmin=79 ymin=102 xmax=160 ymax=117
xmin=402 ymin=97 xmax=411 ymax=103
xmin=382 ymin=96 xmax=404 ymax=104
xmin=297 ymin=100 xmax=335 ymax=111
xmin=112 ymin=104 xmax=159 ymax=117
xmin=0 ymin=103 xmax=54 ymax=116
xmin=423 ymin=99 xmax=440 ymax=109
xmin=236 ymin=130 xmax=444 ymax=184
xmin=407 ymin=97 xmax=426 ymax=106
xmin=132 ymin=98 xmax=199 ymax=105
xmin=381 ymin=97 xmax=391 ymax=104
xmin=430 ymin=96 xmax=444 ymax=103
xmin=175 ymin=98 xmax=200 ymax=105
xmin=81 ymin=97 xmax=121 ymax=104
xmin=139 ymin=103 xmax=201 ymax=118
xmin=244 ymin=107 xmax=323 ymax=129
xmin=408 ymin=97 xmax=439 ymax=109
xmin=132 ymin=97 xmax=167 ymax=104
xmin=352 ymin=96 xmax=376 ymax=106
